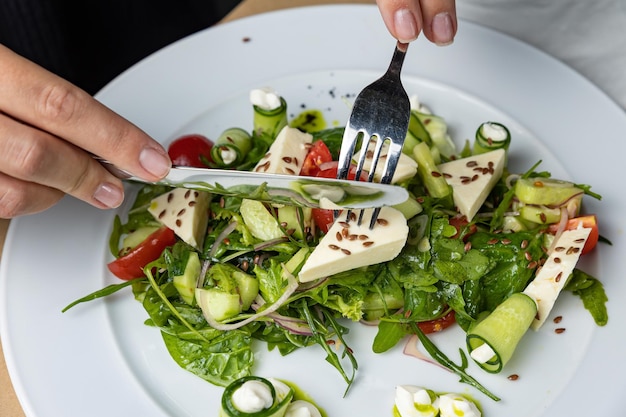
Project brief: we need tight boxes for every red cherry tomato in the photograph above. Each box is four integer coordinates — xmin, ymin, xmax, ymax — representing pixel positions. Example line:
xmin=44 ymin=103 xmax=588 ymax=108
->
xmin=312 ymin=208 xmax=335 ymax=234
xmin=108 ymin=226 xmax=176 ymax=280
xmin=310 ymin=162 xmax=368 ymax=234
xmin=448 ymin=215 xmax=477 ymax=240
xmin=300 ymin=140 xmax=333 ymax=177
xmin=315 ymin=161 xmax=368 ymax=181
xmin=417 ymin=310 xmax=456 ymax=334
xmin=167 ymin=134 xmax=214 ymax=168
xmin=548 ymin=214 xmax=599 ymax=255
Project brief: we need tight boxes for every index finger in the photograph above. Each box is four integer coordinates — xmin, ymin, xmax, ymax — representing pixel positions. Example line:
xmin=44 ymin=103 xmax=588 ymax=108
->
xmin=0 ymin=45 xmax=171 ymax=181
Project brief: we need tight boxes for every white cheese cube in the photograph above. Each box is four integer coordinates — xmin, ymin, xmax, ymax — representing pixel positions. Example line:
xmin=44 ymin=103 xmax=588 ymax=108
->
xmin=437 ymin=149 xmax=506 ymax=221
xmin=523 ymin=227 xmax=591 ymax=330
xmin=354 ymin=142 xmax=417 ymax=184
xmin=148 ymin=188 xmax=211 ymax=249
xmin=253 ymin=126 xmax=313 ymax=175
xmin=298 ymin=206 xmax=408 ymax=282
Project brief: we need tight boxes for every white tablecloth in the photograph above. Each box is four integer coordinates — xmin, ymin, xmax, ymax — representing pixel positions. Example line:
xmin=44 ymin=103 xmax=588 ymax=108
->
xmin=457 ymin=0 xmax=626 ymax=110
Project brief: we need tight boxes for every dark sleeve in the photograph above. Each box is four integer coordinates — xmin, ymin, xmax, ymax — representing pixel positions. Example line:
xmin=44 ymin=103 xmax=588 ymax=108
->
xmin=0 ymin=0 xmax=241 ymax=95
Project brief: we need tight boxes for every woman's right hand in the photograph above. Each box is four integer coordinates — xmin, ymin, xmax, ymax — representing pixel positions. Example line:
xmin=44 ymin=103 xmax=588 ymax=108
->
xmin=0 ymin=44 xmax=172 ymax=218
xmin=375 ymin=0 xmax=457 ymax=45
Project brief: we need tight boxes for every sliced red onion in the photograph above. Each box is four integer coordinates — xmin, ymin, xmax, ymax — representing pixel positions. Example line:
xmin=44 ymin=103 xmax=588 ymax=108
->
xmin=403 ymin=335 xmax=449 ymax=372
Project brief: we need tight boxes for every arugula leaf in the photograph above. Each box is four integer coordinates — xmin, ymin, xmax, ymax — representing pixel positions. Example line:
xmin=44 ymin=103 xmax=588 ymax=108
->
xmin=61 ymin=278 xmax=143 ymax=312
xmin=409 ymin=323 xmax=500 ymax=401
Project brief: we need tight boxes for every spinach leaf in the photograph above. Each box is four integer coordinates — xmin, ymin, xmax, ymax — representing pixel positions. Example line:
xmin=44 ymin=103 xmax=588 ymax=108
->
xmin=566 ymin=268 xmax=609 ymax=326
xmin=162 ymin=329 xmax=253 ymax=387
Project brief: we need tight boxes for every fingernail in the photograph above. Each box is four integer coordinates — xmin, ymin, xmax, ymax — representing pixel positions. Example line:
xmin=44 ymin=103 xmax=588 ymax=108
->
xmin=139 ymin=147 xmax=171 ymax=178
xmin=394 ymin=9 xmax=419 ymax=43
xmin=94 ymin=182 xmax=124 ymax=208
xmin=432 ymin=12 xmax=454 ymax=46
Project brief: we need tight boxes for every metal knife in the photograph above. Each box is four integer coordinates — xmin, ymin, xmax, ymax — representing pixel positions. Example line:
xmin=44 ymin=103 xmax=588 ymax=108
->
xmin=97 ymin=159 xmax=408 ymax=209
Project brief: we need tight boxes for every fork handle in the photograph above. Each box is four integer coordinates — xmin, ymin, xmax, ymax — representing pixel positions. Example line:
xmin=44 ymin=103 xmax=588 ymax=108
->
xmin=388 ymin=41 xmax=409 ymax=78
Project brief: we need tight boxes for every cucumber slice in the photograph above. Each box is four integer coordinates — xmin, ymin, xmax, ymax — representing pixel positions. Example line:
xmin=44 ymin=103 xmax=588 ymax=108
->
xmin=466 ymin=293 xmax=537 ymax=373
xmin=121 ymin=226 xmax=159 ymax=250
xmin=474 ymin=122 xmax=511 ymax=155
xmin=220 ymin=376 xmax=294 ymax=417
xmin=515 ymin=177 xmax=583 ymax=206
xmin=196 ymin=288 xmax=241 ymax=322
xmin=173 ymin=251 xmax=201 ymax=305
xmin=413 ymin=142 xmax=451 ymax=199
xmin=253 ymin=97 xmax=288 ymax=141
xmin=211 ymin=127 xmax=253 ymax=168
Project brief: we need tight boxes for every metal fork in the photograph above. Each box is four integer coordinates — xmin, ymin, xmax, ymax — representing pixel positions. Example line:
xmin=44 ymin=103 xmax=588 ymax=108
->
xmin=336 ymin=41 xmax=411 ymax=228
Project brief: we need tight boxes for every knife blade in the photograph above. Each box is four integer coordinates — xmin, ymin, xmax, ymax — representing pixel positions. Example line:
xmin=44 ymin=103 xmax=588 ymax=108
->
xmin=97 ymin=159 xmax=408 ymax=209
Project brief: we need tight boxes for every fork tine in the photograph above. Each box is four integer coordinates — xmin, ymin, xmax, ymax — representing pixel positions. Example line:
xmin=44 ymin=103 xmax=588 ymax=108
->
xmin=336 ymin=41 xmax=411 ymax=228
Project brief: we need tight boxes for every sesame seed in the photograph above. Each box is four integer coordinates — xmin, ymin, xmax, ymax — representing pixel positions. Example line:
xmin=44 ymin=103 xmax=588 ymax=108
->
xmin=553 ymin=316 xmax=563 ymax=323
xmin=285 ymin=168 xmax=296 ymax=175
xmin=341 ymin=248 xmax=351 ymax=255
xmin=376 ymin=218 xmax=389 ymax=226
xmin=336 ymin=232 xmax=343 ymax=241
xmin=329 ymin=244 xmax=340 ymax=250
xmin=282 ymin=156 xmax=293 ymax=163
xmin=508 ymin=374 xmax=519 ymax=381
xmin=555 ymin=328 xmax=566 ymax=334
xmin=431 ymin=171 xmax=442 ymax=177
xmin=466 ymin=160 xmax=478 ymax=167
xmin=363 ymin=241 xmax=374 ymax=247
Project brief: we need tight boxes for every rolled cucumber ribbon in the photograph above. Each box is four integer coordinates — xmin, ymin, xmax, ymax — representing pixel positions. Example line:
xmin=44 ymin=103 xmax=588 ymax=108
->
xmin=253 ymin=97 xmax=288 ymax=142
xmin=473 ymin=122 xmax=511 ymax=156
xmin=211 ymin=127 xmax=253 ymax=168
xmin=220 ymin=376 xmax=294 ymax=417
xmin=466 ymin=293 xmax=537 ymax=373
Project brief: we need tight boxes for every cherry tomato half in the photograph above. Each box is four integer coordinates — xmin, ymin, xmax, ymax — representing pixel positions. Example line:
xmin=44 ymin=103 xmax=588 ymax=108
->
xmin=417 ymin=310 xmax=456 ymax=334
xmin=167 ymin=134 xmax=214 ymax=168
xmin=310 ymin=161 xmax=369 ymax=234
xmin=315 ymin=161 xmax=368 ymax=181
xmin=300 ymin=140 xmax=333 ymax=177
xmin=548 ymin=214 xmax=599 ymax=255
xmin=108 ymin=226 xmax=176 ymax=280
xmin=312 ymin=208 xmax=335 ymax=234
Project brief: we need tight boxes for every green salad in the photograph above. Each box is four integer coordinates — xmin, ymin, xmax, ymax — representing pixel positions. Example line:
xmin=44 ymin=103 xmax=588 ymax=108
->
xmin=65 ymin=87 xmax=608 ymax=401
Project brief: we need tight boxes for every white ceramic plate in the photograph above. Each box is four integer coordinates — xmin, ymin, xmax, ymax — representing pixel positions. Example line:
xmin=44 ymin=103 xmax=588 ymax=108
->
xmin=2 ymin=5 xmax=626 ymax=416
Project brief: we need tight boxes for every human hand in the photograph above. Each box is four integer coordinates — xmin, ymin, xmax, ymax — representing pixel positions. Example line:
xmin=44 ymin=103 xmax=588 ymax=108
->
xmin=0 ymin=45 xmax=172 ymax=218
xmin=376 ymin=0 xmax=457 ymax=45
